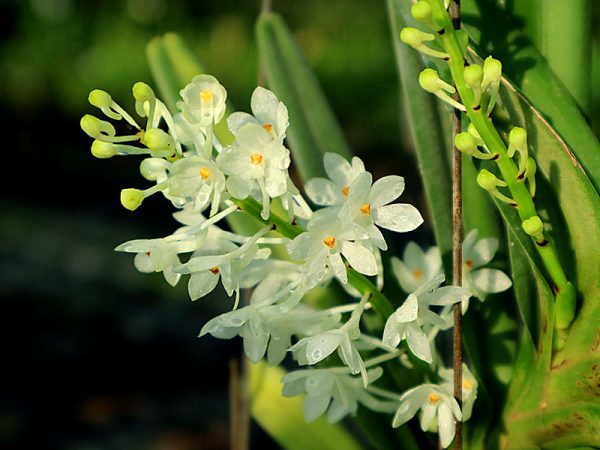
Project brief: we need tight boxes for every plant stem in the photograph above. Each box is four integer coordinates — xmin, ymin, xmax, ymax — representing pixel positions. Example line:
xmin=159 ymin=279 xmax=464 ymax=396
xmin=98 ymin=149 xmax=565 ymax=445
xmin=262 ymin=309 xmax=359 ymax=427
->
xmin=450 ymin=2 xmax=463 ymax=449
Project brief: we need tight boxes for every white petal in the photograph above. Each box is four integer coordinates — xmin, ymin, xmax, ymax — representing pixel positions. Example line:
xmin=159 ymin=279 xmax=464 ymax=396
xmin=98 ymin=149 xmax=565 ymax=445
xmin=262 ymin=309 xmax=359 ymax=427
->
xmin=226 ymin=175 xmax=252 ymax=199
xmin=374 ymin=204 xmax=423 ymax=232
xmin=420 ymin=403 xmax=437 ymax=431
xmin=287 ymin=232 xmax=316 ymax=260
xmin=424 ymin=286 xmax=471 ymax=306
xmin=366 ymin=223 xmax=388 ymax=250
xmin=382 ymin=317 xmax=402 ymax=348
xmin=369 ymin=175 xmax=405 ymax=207
xmin=462 ymin=229 xmax=479 ymax=259
xmin=134 ymin=252 xmax=154 ymax=273
xmin=227 ymin=111 xmax=257 ymax=135
xmin=405 ymin=323 xmax=432 ymax=363
xmin=241 ymin=319 xmax=269 ymax=363
xmin=183 ymin=255 xmax=226 ymax=273
xmin=188 ymin=271 xmax=220 ymax=300
xmin=251 ymin=86 xmax=280 ymax=123
xmin=395 ymin=294 xmax=419 ymax=322
xmin=472 ymin=237 xmax=498 ymax=267
xmin=304 ymin=394 xmax=331 ymax=422
xmin=324 ymin=152 xmax=354 ymax=187
xmin=341 ymin=241 xmax=378 ymax=276
xmin=306 ymin=332 xmax=342 ymax=364
xmin=348 ymin=172 xmax=372 ymax=199
xmin=471 ymin=268 xmax=512 ymax=294
xmin=304 ymin=177 xmax=341 ymax=206
xmin=392 ymin=387 xmax=426 ymax=428
xmin=328 ymin=252 xmax=348 ymax=283
xmin=265 ymin=168 xmax=287 ymax=197
xmin=391 ymin=257 xmax=421 ymax=293
xmin=438 ymin=402 xmax=456 ymax=448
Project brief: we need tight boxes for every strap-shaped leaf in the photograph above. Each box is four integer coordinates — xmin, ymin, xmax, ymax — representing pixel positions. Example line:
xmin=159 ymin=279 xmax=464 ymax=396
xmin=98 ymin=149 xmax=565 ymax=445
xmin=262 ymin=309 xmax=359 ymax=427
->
xmin=256 ymin=13 xmax=352 ymax=181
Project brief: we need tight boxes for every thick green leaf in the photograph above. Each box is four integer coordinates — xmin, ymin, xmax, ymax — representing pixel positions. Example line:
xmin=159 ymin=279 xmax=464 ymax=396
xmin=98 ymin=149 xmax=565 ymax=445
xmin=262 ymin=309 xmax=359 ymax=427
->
xmin=250 ymin=362 xmax=362 ymax=450
xmin=500 ymin=0 xmax=592 ymax=116
xmin=256 ymin=12 xmax=352 ymax=181
xmin=462 ymin=0 xmax=600 ymax=193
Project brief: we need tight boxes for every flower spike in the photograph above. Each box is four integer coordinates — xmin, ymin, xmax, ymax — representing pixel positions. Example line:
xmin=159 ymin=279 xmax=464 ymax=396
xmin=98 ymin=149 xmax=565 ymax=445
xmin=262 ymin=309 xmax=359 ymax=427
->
xmin=477 ymin=169 xmax=516 ymax=206
xmin=400 ymin=28 xmax=448 ymax=59
xmin=419 ymin=69 xmax=466 ymax=111
xmin=454 ymin=132 xmax=496 ymax=160
xmin=481 ymin=56 xmax=502 ymax=114
xmin=508 ymin=127 xmax=529 ymax=178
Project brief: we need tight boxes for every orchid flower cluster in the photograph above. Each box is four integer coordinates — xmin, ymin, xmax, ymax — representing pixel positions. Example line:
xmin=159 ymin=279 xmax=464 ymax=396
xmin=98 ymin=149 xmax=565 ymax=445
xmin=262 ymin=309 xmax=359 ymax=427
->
xmin=80 ymin=72 xmax=512 ymax=447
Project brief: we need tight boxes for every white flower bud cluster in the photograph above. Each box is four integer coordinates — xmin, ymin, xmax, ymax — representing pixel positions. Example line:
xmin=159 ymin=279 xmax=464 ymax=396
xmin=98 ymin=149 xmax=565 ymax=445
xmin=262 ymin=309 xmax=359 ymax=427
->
xmin=82 ymin=74 xmax=488 ymax=445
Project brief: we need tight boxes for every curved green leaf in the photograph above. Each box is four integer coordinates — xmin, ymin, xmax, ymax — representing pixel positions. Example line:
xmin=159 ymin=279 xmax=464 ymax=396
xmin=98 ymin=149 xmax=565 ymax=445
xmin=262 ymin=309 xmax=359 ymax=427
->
xmin=256 ymin=12 xmax=352 ymax=181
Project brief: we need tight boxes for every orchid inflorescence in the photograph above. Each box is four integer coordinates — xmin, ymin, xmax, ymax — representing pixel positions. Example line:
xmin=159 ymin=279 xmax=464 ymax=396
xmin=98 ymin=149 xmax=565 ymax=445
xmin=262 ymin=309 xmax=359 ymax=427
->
xmin=79 ymin=65 xmax=517 ymax=446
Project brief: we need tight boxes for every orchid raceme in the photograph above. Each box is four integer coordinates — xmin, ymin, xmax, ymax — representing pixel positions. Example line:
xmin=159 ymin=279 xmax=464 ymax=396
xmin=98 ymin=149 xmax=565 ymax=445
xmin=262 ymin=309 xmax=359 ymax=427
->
xmin=82 ymin=70 xmax=496 ymax=447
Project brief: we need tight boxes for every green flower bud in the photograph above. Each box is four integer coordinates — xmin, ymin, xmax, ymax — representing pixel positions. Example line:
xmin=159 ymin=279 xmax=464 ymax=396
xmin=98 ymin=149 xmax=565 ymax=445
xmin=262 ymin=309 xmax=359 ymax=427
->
xmin=464 ymin=65 xmax=483 ymax=89
xmin=411 ymin=1 xmax=433 ymax=25
xmin=477 ymin=169 xmax=500 ymax=191
xmin=142 ymin=128 xmax=171 ymax=150
xmin=120 ymin=188 xmax=144 ymax=211
xmin=80 ymin=114 xmax=116 ymax=139
xmin=419 ymin=68 xmax=442 ymax=93
xmin=132 ymin=82 xmax=155 ymax=101
xmin=88 ymin=89 xmax=113 ymax=108
xmin=400 ymin=27 xmax=430 ymax=47
xmin=455 ymin=132 xmax=477 ymax=154
xmin=91 ymin=140 xmax=118 ymax=159
xmin=522 ymin=216 xmax=543 ymax=238
xmin=509 ymin=127 xmax=527 ymax=149
xmin=483 ymin=56 xmax=502 ymax=83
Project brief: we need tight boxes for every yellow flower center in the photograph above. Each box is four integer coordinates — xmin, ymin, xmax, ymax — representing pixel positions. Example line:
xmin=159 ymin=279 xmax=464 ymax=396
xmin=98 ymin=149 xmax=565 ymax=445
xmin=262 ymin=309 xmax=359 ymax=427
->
xmin=341 ymin=185 xmax=350 ymax=197
xmin=413 ymin=268 xmax=424 ymax=279
xmin=428 ymin=393 xmax=440 ymax=405
xmin=209 ymin=267 xmax=220 ymax=275
xmin=463 ymin=380 xmax=473 ymax=390
xmin=360 ymin=203 xmax=371 ymax=215
xmin=200 ymin=167 xmax=211 ymax=180
xmin=199 ymin=89 xmax=213 ymax=103
xmin=323 ymin=236 xmax=336 ymax=249
xmin=263 ymin=123 xmax=273 ymax=133
xmin=464 ymin=259 xmax=474 ymax=269
xmin=250 ymin=153 xmax=264 ymax=165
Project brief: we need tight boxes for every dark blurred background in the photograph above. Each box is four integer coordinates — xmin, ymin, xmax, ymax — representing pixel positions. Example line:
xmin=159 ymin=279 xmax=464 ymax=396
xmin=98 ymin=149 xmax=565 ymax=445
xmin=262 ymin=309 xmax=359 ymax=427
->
xmin=0 ymin=1 xmax=598 ymax=449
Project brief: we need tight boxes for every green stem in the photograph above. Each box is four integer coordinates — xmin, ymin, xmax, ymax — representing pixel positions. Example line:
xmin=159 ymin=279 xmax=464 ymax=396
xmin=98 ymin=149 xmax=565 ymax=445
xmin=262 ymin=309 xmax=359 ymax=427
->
xmin=232 ymin=197 xmax=396 ymax=319
xmin=428 ymin=1 xmax=570 ymax=297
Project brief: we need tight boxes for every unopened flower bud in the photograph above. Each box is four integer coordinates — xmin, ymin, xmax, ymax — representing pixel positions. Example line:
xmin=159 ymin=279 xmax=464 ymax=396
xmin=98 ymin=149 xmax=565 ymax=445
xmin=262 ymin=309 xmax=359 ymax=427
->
xmin=455 ymin=132 xmax=477 ymax=154
xmin=522 ymin=215 xmax=543 ymax=238
xmin=80 ymin=114 xmax=116 ymax=139
xmin=142 ymin=128 xmax=171 ymax=150
xmin=120 ymin=188 xmax=144 ymax=211
xmin=88 ymin=89 xmax=113 ymax=109
xmin=91 ymin=140 xmax=118 ymax=159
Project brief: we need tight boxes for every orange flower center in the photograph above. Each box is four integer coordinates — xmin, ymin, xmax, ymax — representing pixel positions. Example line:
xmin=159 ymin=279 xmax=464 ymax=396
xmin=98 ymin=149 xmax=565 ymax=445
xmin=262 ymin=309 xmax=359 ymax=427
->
xmin=323 ymin=236 xmax=336 ymax=249
xmin=250 ymin=153 xmax=264 ymax=165
xmin=428 ymin=393 xmax=440 ymax=405
xmin=360 ymin=203 xmax=371 ymax=215
xmin=341 ymin=185 xmax=350 ymax=197
xmin=463 ymin=380 xmax=473 ymax=390
xmin=199 ymin=167 xmax=211 ymax=180
xmin=209 ymin=267 xmax=220 ymax=275
xmin=464 ymin=259 xmax=474 ymax=269
xmin=263 ymin=123 xmax=273 ymax=133
xmin=413 ymin=268 xmax=423 ymax=279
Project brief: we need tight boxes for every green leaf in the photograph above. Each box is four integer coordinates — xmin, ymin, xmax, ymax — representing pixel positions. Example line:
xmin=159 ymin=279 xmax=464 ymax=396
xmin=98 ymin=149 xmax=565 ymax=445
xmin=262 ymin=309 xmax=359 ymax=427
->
xmin=462 ymin=0 xmax=600 ymax=193
xmin=256 ymin=12 xmax=352 ymax=181
xmin=250 ymin=362 xmax=362 ymax=450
